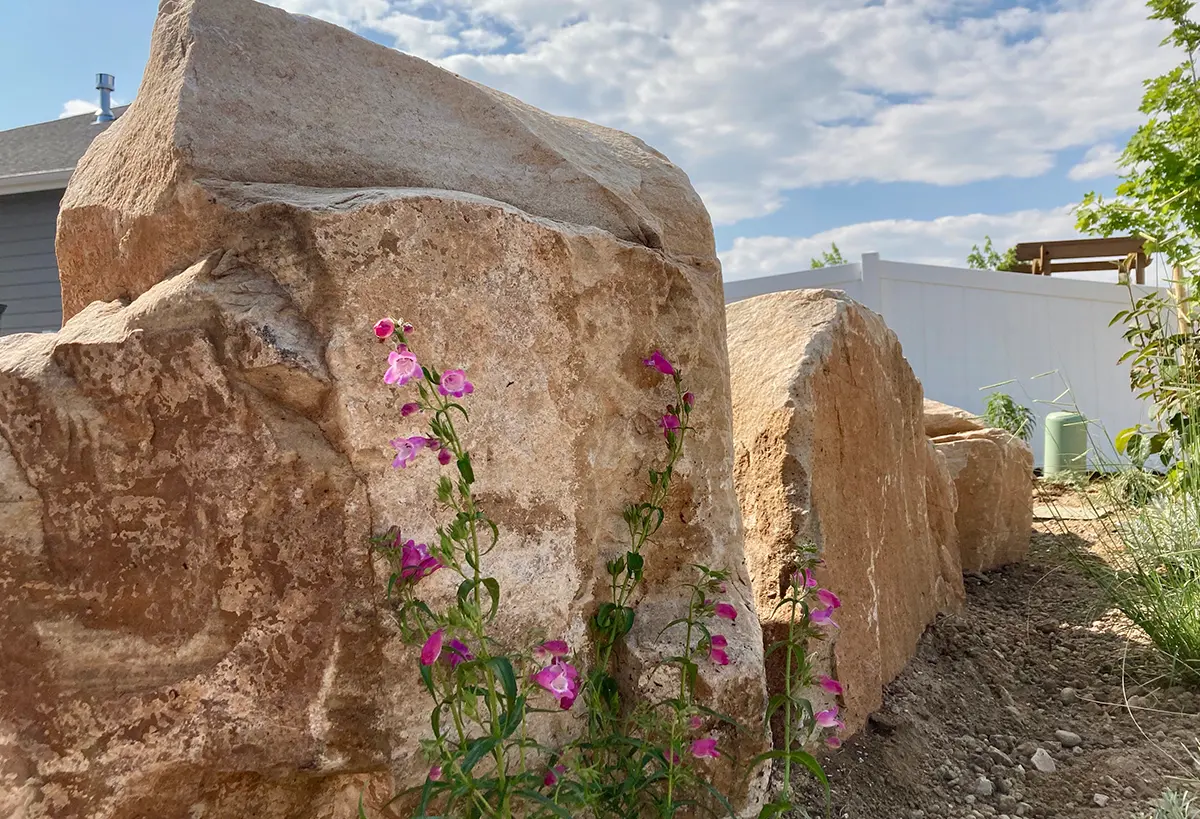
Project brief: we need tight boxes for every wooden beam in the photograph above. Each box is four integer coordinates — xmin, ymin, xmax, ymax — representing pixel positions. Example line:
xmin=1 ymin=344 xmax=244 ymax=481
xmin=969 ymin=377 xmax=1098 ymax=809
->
xmin=1000 ymin=258 xmax=1148 ymax=276
xmin=1013 ymin=236 xmax=1145 ymax=262
xmin=1043 ymin=260 xmax=1127 ymax=273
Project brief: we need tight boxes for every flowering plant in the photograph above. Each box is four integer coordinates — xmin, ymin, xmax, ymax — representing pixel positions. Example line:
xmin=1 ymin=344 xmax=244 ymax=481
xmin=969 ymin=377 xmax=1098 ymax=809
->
xmin=368 ymin=321 xmax=843 ymax=818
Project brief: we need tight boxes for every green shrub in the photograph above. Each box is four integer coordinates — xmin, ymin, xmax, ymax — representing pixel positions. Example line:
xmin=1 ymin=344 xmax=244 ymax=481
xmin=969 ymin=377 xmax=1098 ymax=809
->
xmin=1153 ymin=789 xmax=1199 ymax=819
xmin=1082 ymin=492 xmax=1200 ymax=682
xmin=982 ymin=391 xmax=1035 ymax=443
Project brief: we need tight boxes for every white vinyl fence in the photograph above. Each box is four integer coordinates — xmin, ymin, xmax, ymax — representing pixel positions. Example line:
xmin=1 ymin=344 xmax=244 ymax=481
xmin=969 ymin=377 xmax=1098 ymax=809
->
xmin=725 ymin=253 xmax=1166 ymax=467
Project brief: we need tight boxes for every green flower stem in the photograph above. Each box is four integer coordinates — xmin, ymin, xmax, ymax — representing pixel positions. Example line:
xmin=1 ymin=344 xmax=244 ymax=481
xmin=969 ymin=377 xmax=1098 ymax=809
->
xmin=783 ymin=580 xmax=799 ymax=798
xmin=423 ymin=383 xmax=511 ymax=815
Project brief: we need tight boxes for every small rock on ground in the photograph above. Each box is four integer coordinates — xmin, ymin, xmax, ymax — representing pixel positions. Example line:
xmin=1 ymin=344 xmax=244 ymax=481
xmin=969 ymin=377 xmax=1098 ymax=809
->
xmin=1055 ymin=729 xmax=1082 ymax=748
xmin=1031 ymin=748 xmax=1057 ymax=773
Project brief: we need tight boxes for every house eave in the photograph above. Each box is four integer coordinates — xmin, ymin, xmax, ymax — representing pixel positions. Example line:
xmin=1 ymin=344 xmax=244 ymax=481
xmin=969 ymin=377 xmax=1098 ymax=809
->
xmin=0 ymin=168 xmax=74 ymax=196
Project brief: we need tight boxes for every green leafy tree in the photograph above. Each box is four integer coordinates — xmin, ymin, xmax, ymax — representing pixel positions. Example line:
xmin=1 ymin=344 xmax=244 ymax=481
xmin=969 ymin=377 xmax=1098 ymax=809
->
xmin=809 ymin=242 xmax=847 ymax=269
xmin=1075 ymin=0 xmax=1200 ymax=268
xmin=966 ymin=236 xmax=1020 ymax=271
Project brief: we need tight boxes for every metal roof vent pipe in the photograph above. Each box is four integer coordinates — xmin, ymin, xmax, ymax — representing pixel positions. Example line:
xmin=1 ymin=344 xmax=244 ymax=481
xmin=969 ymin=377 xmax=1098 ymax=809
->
xmin=94 ymin=74 xmax=115 ymax=124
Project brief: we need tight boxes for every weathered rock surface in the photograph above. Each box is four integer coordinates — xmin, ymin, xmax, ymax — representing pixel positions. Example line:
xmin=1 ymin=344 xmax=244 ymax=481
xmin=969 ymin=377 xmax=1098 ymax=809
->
xmin=727 ymin=289 xmax=965 ymax=738
xmin=924 ymin=398 xmax=985 ymax=438
xmin=3 ymin=0 xmax=767 ymax=816
xmin=932 ymin=428 xmax=1033 ymax=572
xmin=56 ymin=0 xmax=714 ymax=319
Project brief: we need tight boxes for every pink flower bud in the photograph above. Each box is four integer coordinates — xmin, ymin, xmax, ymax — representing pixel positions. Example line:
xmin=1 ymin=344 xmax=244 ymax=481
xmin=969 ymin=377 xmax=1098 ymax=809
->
xmin=421 ymin=630 xmax=444 ymax=665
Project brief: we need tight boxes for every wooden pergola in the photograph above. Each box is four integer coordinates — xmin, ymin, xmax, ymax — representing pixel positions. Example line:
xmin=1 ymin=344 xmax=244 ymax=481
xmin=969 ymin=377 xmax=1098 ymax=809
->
xmin=1011 ymin=236 xmax=1148 ymax=283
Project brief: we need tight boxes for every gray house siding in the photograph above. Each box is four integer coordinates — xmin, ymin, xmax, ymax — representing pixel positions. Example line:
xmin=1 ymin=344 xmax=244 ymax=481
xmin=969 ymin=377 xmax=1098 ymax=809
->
xmin=0 ymin=190 xmax=63 ymax=336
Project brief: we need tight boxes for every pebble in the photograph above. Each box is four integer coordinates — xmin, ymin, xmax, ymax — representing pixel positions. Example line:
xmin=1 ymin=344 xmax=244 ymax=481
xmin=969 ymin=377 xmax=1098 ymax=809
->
xmin=1093 ymin=794 xmax=1109 ymax=807
xmin=1059 ymin=687 xmax=1078 ymax=704
xmin=975 ymin=776 xmax=995 ymax=797
xmin=1054 ymin=730 xmax=1082 ymax=748
xmin=1030 ymin=748 xmax=1056 ymax=773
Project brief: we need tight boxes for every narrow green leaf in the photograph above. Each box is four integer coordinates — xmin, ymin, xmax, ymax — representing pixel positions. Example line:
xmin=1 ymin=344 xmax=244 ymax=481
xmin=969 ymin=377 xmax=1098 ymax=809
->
xmin=461 ymin=737 xmax=499 ymax=772
xmin=514 ymin=789 xmax=573 ymax=818
xmin=482 ymin=577 xmax=501 ymax=621
xmin=457 ymin=453 xmax=475 ymax=485
xmin=488 ymin=656 xmax=519 ymax=705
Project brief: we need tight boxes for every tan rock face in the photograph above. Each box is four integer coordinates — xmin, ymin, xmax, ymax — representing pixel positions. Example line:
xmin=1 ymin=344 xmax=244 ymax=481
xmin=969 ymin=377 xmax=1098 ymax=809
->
xmin=0 ymin=263 xmax=385 ymax=819
xmin=3 ymin=0 xmax=766 ymax=816
xmin=924 ymin=398 xmax=984 ymax=438
xmin=932 ymin=428 xmax=1033 ymax=573
xmin=56 ymin=0 xmax=714 ymax=320
xmin=727 ymin=290 xmax=964 ymax=738
xmin=6 ymin=196 xmax=767 ymax=818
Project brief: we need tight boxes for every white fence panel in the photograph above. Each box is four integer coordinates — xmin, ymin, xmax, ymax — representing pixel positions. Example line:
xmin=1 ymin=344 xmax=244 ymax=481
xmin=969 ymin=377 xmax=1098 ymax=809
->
xmin=724 ymin=253 xmax=1165 ymax=467
xmin=724 ymin=262 xmax=863 ymax=304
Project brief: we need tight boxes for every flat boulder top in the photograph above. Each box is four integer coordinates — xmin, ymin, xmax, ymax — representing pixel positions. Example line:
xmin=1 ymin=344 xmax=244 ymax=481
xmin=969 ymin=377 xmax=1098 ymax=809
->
xmin=924 ymin=398 xmax=984 ymax=438
xmin=59 ymin=0 xmax=715 ymax=314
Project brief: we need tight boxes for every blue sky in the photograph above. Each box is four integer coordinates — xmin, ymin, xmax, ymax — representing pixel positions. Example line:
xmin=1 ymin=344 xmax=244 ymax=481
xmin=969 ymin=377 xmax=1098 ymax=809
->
xmin=0 ymin=0 xmax=1176 ymax=281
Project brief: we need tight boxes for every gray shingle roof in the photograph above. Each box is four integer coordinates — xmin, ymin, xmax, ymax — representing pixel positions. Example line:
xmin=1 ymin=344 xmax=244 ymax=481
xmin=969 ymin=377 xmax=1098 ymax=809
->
xmin=0 ymin=106 xmax=129 ymax=180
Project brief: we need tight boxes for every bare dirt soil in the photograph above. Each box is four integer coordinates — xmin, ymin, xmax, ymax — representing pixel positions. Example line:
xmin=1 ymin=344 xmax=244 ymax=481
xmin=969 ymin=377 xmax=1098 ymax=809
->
xmin=793 ymin=486 xmax=1200 ymax=819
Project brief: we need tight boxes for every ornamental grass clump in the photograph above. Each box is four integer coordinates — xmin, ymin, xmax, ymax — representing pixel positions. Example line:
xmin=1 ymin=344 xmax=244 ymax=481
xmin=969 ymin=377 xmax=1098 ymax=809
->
xmin=367 ymin=319 xmax=845 ymax=818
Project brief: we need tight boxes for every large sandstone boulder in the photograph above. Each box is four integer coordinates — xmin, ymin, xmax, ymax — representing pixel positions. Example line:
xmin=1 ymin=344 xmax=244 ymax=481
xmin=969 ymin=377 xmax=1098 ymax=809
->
xmin=56 ymin=0 xmax=714 ymax=319
xmin=727 ymin=290 xmax=964 ymax=738
xmin=2 ymin=1 xmax=767 ymax=816
xmin=924 ymin=398 xmax=985 ymax=438
xmin=932 ymin=429 xmax=1034 ymax=573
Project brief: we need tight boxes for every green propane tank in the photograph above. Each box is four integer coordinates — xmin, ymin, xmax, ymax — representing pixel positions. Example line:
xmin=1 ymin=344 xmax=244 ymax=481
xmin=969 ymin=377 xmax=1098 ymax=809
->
xmin=1044 ymin=411 xmax=1088 ymax=477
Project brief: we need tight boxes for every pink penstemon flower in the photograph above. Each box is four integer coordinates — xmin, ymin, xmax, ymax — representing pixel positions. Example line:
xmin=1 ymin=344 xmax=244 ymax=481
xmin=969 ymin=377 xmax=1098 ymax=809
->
xmin=659 ymin=413 xmax=681 ymax=438
xmin=811 ymin=587 xmax=842 ymax=627
xmin=532 ymin=659 xmax=580 ymax=710
xmin=428 ymin=765 xmax=442 ymax=781
xmin=384 ymin=346 xmax=422 ymax=386
xmin=708 ymin=634 xmax=730 ymax=666
xmin=533 ymin=640 xmax=570 ymax=662
xmin=683 ymin=391 xmax=695 ymax=409
xmin=373 ymin=318 xmax=396 ymax=339
xmin=790 ymin=568 xmax=817 ymax=588
xmin=690 ymin=737 xmax=720 ymax=759
xmin=400 ymin=402 xmax=421 ymax=417
xmin=445 ymin=638 xmax=474 ymax=668
xmin=390 ymin=435 xmax=429 ymax=469
xmin=438 ymin=369 xmax=474 ymax=398
xmin=816 ymin=588 xmax=841 ymax=610
xmin=398 ymin=539 xmax=442 ymax=582
xmin=711 ymin=601 xmax=737 ymax=622
xmin=642 ymin=350 xmax=676 ymax=375
xmin=543 ymin=764 xmax=566 ymax=788
xmin=810 ymin=605 xmax=838 ymax=628
xmin=819 ymin=675 xmax=844 ymax=695
xmin=814 ymin=707 xmax=845 ymax=730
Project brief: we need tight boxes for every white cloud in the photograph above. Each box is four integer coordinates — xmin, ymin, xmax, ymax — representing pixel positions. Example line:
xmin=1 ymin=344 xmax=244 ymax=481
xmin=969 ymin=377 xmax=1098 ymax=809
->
xmin=58 ymin=99 xmax=99 ymax=119
xmin=1068 ymin=143 xmax=1122 ymax=180
xmin=262 ymin=0 xmax=1176 ymax=226
xmin=719 ymin=205 xmax=1081 ymax=279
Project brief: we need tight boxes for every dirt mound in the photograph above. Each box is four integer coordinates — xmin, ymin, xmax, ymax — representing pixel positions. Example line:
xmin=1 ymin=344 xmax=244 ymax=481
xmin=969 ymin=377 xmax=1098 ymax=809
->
xmin=794 ymin=492 xmax=1199 ymax=818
